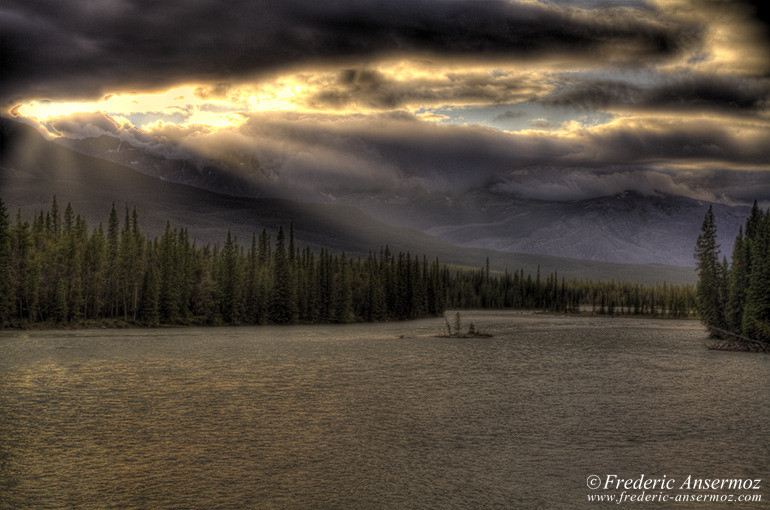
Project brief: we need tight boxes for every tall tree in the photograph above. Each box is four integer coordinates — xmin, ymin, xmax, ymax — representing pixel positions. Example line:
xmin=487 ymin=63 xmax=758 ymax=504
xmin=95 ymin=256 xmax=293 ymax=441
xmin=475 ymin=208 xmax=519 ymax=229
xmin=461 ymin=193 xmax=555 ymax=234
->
xmin=158 ymin=222 xmax=180 ymax=322
xmin=0 ymin=199 xmax=13 ymax=326
xmin=694 ymin=206 xmax=726 ymax=330
xmin=741 ymin=210 xmax=770 ymax=341
xmin=219 ymin=231 xmax=242 ymax=324
xmin=138 ymin=258 xmax=160 ymax=326
xmin=726 ymin=226 xmax=749 ymax=331
xmin=270 ymin=227 xmax=298 ymax=324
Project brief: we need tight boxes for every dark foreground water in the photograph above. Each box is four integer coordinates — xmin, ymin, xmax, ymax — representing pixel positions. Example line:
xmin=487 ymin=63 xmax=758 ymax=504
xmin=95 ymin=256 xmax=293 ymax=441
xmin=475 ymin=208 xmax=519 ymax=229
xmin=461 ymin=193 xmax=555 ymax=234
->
xmin=1 ymin=312 xmax=768 ymax=509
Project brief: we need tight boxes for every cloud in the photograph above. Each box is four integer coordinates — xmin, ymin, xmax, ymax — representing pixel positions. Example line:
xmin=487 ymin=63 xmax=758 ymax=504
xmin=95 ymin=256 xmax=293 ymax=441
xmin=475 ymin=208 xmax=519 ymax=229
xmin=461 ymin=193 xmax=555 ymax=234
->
xmin=301 ymin=67 xmax=548 ymax=111
xmin=4 ymin=0 xmax=768 ymax=208
xmin=489 ymin=167 xmax=725 ymax=202
xmin=102 ymin=110 xmax=766 ymax=202
xmin=43 ymin=111 xmax=123 ymax=138
xmin=493 ymin=110 xmax=527 ymax=122
xmin=28 ymin=103 xmax=770 ymax=206
xmin=542 ymin=73 xmax=770 ymax=112
xmin=1 ymin=0 xmax=698 ymax=105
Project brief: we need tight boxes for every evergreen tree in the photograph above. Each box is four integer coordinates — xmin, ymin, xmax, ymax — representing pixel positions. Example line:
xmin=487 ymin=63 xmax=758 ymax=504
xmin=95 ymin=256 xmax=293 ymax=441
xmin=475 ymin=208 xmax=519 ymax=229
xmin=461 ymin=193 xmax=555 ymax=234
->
xmin=53 ymin=279 xmax=68 ymax=323
xmin=334 ymin=253 xmax=353 ymax=323
xmin=139 ymin=261 xmax=160 ymax=326
xmin=694 ymin=206 xmax=726 ymax=330
xmin=50 ymin=195 xmax=60 ymax=237
xmin=726 ymin=227 xmax=749 ymax=331
xmin=219 ymin=231 xmax=242 ymax=324
xmin=0 ymin=199 xmax=13 ymax=326
xmin=84 ymin=226 xmax=107 ymax=319
xmin=158 ymin=222 xmax=180 ymax=322
xmin=742 ymin=210 xmax=770 ymax=341
xmin=270 ymin=227 xmax=298 ymax=324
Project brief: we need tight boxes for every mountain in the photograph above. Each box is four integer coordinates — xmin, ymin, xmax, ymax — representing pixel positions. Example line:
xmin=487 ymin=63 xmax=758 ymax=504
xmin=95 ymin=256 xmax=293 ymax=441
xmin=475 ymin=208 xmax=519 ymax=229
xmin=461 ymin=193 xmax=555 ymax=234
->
xmin=1 ymin=117 xmax=696 ymax=285
xmin=338 ymin=189 xmax=750 ymax=267
xmin=58 ymin=135 xmax=268 ymax=198
xmin=57 ymin=130 xmax=749 ymax=268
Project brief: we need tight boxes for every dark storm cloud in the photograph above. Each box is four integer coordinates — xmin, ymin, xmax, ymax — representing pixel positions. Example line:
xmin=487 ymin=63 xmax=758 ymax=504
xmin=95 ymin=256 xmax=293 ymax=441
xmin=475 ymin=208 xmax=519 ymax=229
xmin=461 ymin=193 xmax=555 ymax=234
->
xmin=0 ymin=0 xmax=697 ymax=104
xmin=543 ymin=74 xmax=770 ymax=112
xmin=304 ymin=68 xmax=545 ymax=110
xmin=144 ymin=112 xmax=768 ymax=200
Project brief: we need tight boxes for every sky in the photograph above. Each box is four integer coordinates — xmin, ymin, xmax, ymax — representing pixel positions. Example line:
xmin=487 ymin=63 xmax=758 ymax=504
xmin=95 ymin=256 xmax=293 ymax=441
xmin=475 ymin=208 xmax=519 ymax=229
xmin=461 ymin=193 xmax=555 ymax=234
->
xmin=2 ymin=0 xmax=770 ymax=205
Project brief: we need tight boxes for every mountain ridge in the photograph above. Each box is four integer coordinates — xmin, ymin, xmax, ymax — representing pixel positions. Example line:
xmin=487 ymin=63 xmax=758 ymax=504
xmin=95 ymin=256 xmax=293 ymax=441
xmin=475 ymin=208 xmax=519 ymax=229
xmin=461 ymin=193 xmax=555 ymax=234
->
xmin=56 ymin=128 xmax=749 ymax=267
xmin=1 ymin=117 xmax=696 ymax=285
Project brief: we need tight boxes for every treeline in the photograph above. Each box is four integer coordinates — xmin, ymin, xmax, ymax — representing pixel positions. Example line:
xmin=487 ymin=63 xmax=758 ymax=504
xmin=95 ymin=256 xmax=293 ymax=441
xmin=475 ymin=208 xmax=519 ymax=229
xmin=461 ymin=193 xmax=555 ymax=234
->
xmin=0 ymin=198 xmax=450 ymax=327
xmin=695 ymin=202 xmax=770 ymax=346
xmin=0 ymin=198 xmax=696 ymax=328
xmin=447 ymin=264 xmax=694 ymax=317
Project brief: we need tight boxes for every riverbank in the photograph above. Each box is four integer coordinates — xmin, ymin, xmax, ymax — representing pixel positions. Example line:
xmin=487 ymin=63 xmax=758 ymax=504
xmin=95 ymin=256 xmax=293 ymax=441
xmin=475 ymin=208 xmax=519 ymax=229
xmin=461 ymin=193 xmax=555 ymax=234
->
xmin=533 ymin=309 xmax=700 ymax=321
xmin=1 ymin=308 xmax=702 ymax=332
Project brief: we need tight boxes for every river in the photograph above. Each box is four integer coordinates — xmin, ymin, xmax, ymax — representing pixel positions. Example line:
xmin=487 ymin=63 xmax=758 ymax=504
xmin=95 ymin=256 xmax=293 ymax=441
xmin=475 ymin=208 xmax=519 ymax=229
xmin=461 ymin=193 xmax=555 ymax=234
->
xmin=1 ymin=311 xmax=767 ymax=508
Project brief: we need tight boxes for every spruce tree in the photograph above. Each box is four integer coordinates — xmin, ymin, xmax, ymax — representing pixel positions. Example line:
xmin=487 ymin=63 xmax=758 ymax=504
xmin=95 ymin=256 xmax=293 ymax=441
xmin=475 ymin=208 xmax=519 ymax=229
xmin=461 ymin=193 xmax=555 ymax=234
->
xmin=742 ymin=210 xmax=770 ymax=342
xmin=694 ymin=206 xmax=726 ymax=331
xmin=158 ymin=222 xmax=180 ymax=322
xmin=0 ymin=199 xmax=12 ymax=326
xmin=53 ymin=279 xmax=68 ymax=323
xmin=139 ymin=262 xmax=160 ymax=326
xmin=219 ymin=231 xmax=241 ymax=324
xmin=726 ymin=226 xmax=749 ymax=331
xmin=334 ymin=253 xmax=353 ymax=323
xmin=269 ymin=227 xmax=298 ymax=324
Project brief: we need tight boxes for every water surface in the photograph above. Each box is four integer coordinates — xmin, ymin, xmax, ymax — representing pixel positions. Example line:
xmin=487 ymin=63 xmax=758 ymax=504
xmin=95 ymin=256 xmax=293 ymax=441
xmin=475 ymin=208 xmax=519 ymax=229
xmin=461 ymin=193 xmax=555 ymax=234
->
xmin=1 ymin=312 xmax=767 ymax=508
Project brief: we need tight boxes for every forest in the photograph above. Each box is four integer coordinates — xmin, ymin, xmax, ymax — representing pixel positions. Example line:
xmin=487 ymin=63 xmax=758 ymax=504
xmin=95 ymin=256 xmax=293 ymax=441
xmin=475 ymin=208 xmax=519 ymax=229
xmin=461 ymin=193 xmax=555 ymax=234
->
xmin=0 ymin=197 xmax=696 ymax=328
xmin=695 ymin=202 xmax=770 ymax=350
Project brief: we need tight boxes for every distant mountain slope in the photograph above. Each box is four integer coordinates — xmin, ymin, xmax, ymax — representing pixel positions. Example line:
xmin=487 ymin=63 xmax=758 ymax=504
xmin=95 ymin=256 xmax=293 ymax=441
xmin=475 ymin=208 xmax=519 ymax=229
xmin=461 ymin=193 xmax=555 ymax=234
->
xmin=59 ymin=134 xmax=268 ymax=197
xmin=340 ymin=189 xmax=750 ymax=267
xmin=58 ymin=129 xmax=748 ymax=267
xmin=1 ymin=117 xmax=696 ymax=285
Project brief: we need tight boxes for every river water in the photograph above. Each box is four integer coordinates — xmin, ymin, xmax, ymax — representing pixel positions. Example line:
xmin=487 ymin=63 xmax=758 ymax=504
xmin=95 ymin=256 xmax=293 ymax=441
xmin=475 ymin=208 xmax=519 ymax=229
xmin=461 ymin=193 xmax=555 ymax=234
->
xmin=1 ymin=311 xmax=767 ymax=508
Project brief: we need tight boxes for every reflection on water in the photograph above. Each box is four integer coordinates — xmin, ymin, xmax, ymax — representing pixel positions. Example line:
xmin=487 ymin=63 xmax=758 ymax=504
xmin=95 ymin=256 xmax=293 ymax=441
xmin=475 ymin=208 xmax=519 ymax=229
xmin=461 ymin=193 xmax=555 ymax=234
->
xmin=1 ymin=312 xmax=768 ymax=508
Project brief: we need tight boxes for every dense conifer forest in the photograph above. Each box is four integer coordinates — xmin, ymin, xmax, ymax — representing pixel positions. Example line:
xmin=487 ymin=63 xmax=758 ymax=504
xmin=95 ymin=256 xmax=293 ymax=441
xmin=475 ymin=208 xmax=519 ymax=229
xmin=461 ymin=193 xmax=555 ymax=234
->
xmin=0 ymin=197 xmax=696 ymax=328
xmin=695 ymin=202 xmax=770 ymax=350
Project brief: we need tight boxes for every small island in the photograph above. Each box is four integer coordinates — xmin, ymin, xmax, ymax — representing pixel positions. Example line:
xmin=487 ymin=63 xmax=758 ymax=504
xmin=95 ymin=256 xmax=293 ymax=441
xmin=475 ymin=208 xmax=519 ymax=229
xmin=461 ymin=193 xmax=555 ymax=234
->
xmin=436 ymin=312 xmax=493 ymax=338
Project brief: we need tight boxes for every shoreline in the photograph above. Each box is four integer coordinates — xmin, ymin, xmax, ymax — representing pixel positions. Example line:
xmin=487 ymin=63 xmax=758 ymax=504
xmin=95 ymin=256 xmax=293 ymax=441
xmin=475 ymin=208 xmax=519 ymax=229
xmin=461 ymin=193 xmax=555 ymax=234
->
xmin=0 ymin=309 xmax=701 ymax=333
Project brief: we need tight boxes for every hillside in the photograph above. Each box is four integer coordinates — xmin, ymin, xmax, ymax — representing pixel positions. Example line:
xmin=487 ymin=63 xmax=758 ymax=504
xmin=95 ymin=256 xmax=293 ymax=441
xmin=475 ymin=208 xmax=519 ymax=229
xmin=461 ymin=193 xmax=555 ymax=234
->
xmin=1 ymin=117 xmax=696 ymax=285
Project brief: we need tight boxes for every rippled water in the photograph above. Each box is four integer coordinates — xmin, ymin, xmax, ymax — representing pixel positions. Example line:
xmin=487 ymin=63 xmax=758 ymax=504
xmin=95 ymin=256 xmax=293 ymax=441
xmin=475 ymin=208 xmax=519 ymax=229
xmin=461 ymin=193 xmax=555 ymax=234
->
xmin=1 ymin=312 xmax=768 ymax=508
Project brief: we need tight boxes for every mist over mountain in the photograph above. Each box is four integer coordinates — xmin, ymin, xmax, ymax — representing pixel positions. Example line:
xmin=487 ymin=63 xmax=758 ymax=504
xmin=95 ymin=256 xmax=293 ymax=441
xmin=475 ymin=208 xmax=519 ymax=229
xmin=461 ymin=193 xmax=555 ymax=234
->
xmin=339 ymin=189 xmax=749 ymax=267
xmin=1 ymin=117 xmax=696 ymax=285
xmin=58 ymin=128 xmax=749 ymax=268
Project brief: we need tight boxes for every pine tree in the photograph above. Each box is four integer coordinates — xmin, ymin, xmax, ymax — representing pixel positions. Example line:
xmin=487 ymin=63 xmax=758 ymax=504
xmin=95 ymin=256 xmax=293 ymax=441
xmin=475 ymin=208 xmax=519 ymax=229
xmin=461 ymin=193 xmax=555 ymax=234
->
xmin=50 ymin=195 xmax=60 ymax=237
xmin=84 ymin=226 xmax=107 ymax=319
xmin=158 ymin=222 xmax=180 ymax=322
xmin=139 ymin=261 xmax=160 ymax=326
xmin=53 ymin=279 xmax=68 ymax=323
xmin=105 ymin=203 xmax=120 ymax=317
xmin=0 ymin=199 xmax=13 ymax=326
xmin=726 ymin=226 xmax=749 ymax=331
xmin=742 ymin=210 xmax=770 ymax=341
xmin=694 ymin=206 xmax=726 ymax=331
xmin=334 ymin=253 xmax=353 ymax=323
xmin=11 ymin=214 xmax=39 ymax=322
xmin=243 ymin=234 xmax=260 ymax=323
xmin=270 ymin=227 xmax=298 ymax=324
xmin=219 ymin=231 xmax=242 ymax=324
